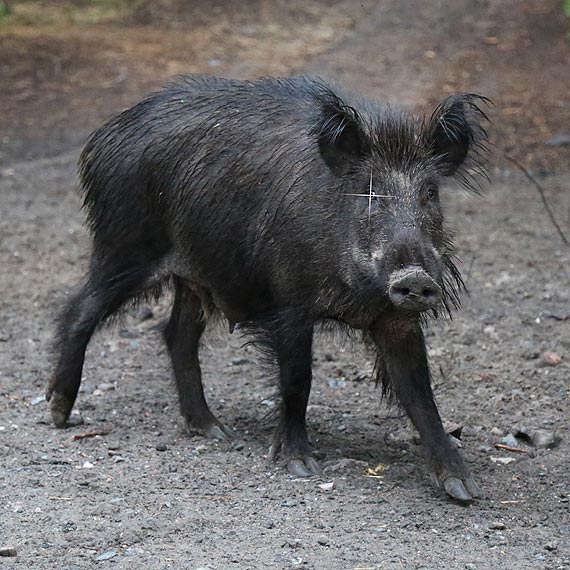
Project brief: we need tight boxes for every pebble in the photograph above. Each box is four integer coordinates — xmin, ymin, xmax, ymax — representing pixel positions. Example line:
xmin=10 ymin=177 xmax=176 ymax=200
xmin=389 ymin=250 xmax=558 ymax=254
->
xmin=327 ymin=378 xmax=347 ymax=389
xmin=95 ymin=550 xmax=117 ymax=561
xmin=490 ymin=456 xmax=516 ymax=465
xmin=465 ymin=564 xmax=477 ymax=570
xmin=490 ymin=426 xmax=504 ymax=437
xmin=517 ymin=427 xmax=560 ymax=449
xmin=31 ymin=395 xmax=45 ymax=406
xmin=531 ymin=430 xmax=560 ymax=449
xmin=544 ymin=542 xmax=557 ymax=551
xmin=500 ymin=433 xmax=520 ymax=448
xmin=489 ymin=522 xmax=506 ymax=530
xmin=318 ymin=482 xmax=335 ymax=492
xmin=538 ymin=352 xmax=561 ymax=367
xmin=97 ymin=383 xmax=115 ymax=393
xmin=0 ymin=547 xmax=17 ymax=557
xmin=155 ymin=443 xmax=168 ymax=452
xmin=483 ymin=325 xmax=499 ymax=340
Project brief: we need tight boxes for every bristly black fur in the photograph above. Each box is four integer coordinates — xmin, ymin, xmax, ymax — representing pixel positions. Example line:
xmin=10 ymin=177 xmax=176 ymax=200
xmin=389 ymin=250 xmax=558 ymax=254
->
xmin=49 ymin=75 xmax=490 ymax=496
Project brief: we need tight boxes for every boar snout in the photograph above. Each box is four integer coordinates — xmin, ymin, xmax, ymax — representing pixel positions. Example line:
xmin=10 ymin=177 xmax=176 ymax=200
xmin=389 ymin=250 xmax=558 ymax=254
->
xmin=388 ymin=266 xmax=441 ymax=312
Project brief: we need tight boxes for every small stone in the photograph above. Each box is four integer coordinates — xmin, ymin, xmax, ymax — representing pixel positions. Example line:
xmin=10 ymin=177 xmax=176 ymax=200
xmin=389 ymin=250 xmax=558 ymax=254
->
xmin=490 ymin=427 xmax=504 ymax=437
xmin=97 ymin=383 xmax=115 ymax=393
xmin=483 ymin=325 xmax=499 ymax=340
xmin=490 ymin=456 xmax=516 ymax=465
xmin=489 ymin=522 xmax=506 ymax=530
xmin=538 ymin=352 xmax=561 ymax=367
xmin=318 ymin=482 xmax=335 ymax=492
xmin=95 ymin=550 xmax=117 ymax=561
xmin=155 ymin=443 xmax=168 ymax=452
xmin=544 ymin=542 xmax=557 ymax=551
xmin=531 ymin=430 xmax=560 ymax=449
xmin=82 ymin=462 xmax=94 ymax=469
xmin=465 ymin=564 xmax=477 ymax=570
xmin=317 ymin=537 xmax=329 ymax=546
xmin=0 ymin=547 xmax=17 ymax=557
xmin=501 ymin=433 xmax=520 ymax=448
xmin=327 ymin=378 xmax=347 ymax=389
xmin=31 ymin=395 xmax=45 ymax=406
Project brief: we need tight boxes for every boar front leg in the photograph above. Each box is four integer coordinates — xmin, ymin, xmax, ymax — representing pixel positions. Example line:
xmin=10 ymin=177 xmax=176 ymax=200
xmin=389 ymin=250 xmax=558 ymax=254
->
xmin=372 ymin=320 xmax=481 ymax=503
xmin=269 ymin=322 xmax=322 ymax=477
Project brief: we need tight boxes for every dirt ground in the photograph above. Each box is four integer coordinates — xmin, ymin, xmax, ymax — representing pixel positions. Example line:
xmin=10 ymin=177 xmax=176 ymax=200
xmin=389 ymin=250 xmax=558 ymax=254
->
xmin=1 ymin=1 xmax=569 ymax=569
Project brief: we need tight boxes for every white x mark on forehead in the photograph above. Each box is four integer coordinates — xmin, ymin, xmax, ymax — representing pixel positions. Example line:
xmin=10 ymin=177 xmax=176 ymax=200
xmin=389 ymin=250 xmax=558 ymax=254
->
xmin=344 ymin=170 xmax=394 ymax=223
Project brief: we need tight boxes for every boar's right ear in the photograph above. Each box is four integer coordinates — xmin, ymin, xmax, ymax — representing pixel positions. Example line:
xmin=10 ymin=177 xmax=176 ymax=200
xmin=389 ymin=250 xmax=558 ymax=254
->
xmin=317 ymin=99 xmax=369 ymax=175
xmin=427 ymin=94 xmax=490 ymax=185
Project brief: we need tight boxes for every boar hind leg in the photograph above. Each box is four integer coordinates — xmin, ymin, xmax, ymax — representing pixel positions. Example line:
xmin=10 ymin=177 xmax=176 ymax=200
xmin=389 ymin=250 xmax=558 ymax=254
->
xmin=47 ymin=261 xmax=153 ymax=427
xmin=270 ymin=323 xmax=322 ymax=477
xmin=164 ymin=277 xmax=233 ymax=441
xmin=373 ymin=321 xmax=481 ymax=503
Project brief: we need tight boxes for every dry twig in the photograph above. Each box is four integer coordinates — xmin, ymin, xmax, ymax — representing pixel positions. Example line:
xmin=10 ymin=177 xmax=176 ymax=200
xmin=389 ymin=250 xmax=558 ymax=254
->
xmin=72 ymin=430 xmax=110 ymax=441
xmin=493 ymin=442 xmax=528 ymax=453
xmin=505 ymin=154 xmax=569 ymax=247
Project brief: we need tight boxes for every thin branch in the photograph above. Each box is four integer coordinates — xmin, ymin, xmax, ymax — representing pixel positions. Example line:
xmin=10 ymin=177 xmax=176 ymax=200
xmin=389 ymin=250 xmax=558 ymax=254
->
xmin=505 ymin=154 xmax=569 ymax=247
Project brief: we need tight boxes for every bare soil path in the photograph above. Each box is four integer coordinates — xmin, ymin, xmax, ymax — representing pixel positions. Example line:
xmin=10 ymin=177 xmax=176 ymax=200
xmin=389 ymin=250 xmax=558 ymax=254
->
xmin=1 ymin=1 xmax=569 ymax=569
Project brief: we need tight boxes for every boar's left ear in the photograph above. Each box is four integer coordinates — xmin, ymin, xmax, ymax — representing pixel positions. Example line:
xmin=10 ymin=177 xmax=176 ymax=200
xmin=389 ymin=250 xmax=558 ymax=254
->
xmin=427 ymin=94 xmax=490 ymax=181
xmin=317 ymin=97 xmax=370 ymax=175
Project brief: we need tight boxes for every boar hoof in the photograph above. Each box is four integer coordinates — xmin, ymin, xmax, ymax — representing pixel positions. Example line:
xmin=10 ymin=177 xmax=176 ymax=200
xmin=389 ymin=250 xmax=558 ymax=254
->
xmin=48 ymin=392 xmax=74 ymax=428
xmin=287 ymin=456 xmax=323 ymax=477
xmin=441 ymin=476 xmax=482 ymax=503
xmin=203 ymin=422 xmax=235 ymax=441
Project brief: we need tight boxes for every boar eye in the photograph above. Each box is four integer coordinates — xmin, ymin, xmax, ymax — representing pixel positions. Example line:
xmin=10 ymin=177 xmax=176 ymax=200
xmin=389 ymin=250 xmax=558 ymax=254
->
xmin=425 ymin=186 xmax=437 ymax=201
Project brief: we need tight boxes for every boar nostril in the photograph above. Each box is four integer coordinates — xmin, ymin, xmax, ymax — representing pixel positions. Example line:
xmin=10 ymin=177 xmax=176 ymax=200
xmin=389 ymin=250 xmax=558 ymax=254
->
xmin=388 ymin=267 xmax=442 ymax=311
xmin=422 ymin=288 xmax=437 ymax=298
xmin=395 ymin=287 xmax=411 ymax=297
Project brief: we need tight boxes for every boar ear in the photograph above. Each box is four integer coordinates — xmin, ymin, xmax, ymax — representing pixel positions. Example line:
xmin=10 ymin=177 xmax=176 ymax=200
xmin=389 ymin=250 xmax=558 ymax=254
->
xmin=427 ymin=94 xmax=490 ymax=180
xmin=317 ymin=99 xmax=369 ymax=175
